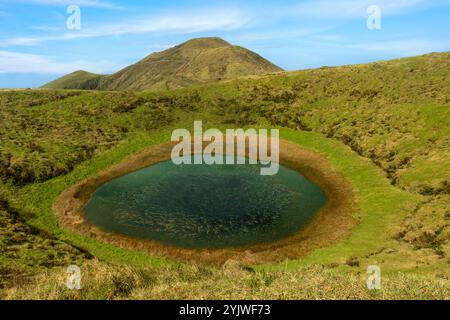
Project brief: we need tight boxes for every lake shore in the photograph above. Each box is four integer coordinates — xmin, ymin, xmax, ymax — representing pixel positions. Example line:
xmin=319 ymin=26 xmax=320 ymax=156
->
xmin=53 ymin=138 xmax=357 ymax=265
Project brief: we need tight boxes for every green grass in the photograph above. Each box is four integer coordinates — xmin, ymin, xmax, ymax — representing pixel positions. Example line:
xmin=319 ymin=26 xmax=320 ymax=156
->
xmin=2 ymin=127 xmax=447 ymax=299
xmin=2 ymin=261 xmax=448 ymax=300
xmin=5 ymin=131 xmax=175 ymax=268
xmin=271 ymin=130 xmax=420 ymax=270
xmin=0 ymin=127 xmax=431 ymax=273
xmin=1 ymin=51 xmax=449 ymax=298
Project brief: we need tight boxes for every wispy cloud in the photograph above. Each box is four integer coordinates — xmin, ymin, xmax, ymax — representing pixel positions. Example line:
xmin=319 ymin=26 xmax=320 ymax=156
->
xmin=3 ymin=38 xmax=43 ymax=46
xmin=6 ymin=0 xmax=123 ymax=10
xmin=230 ymin=28 xmax=324 ymax=42
xmin=278 ymin=0 xmax=448 ymax=19
xmin=4 ymin=0 xmax=450 ymax=47
xmin=348 ymin=39 xmax=450 ymax=56
xmin=0 ymin=50 xmax=119 ymax=74
xmin=2 ymin=7 xmax=250 ymax=47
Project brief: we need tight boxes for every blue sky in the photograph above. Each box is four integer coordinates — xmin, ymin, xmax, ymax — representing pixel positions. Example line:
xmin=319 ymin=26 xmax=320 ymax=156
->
xmin=0 ymin=0 xmax=449 ymax=88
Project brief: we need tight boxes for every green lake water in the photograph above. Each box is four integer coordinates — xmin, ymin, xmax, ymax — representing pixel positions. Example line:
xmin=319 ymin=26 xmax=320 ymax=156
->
xmin=84 ymin=155 xmax=327 ymax=248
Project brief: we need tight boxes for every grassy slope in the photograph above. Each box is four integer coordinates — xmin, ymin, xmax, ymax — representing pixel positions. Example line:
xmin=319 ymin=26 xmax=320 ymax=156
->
xmin=1 ymin=126 xmax=407 ymax=266
xmin=1 ymin=52 xmax=449 ymax=298
xmin=1 ymin=127 xmax=447 ymax=299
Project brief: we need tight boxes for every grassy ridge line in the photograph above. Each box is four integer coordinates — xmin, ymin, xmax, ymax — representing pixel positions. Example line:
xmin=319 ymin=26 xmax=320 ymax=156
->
xmin=4 ymin=124 xmax=417 ymax=272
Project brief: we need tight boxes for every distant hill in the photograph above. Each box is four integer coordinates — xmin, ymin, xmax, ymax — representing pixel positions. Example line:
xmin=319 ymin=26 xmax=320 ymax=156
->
xmin=42 ymin=37 xmax=282 ymax=91
xmin=43 ymin=70 xmax=105 ymax=90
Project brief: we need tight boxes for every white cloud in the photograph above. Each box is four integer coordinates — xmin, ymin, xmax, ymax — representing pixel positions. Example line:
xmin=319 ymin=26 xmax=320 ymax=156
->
xmin=230 ymin=28 xmax=324 ymax=42
xmin=3 ymin=38 xmax=42 ymax=46
xmin=0 ymin=50 xmax=119 ymax=74
xmin=4 ymin=0 xmax=449 ymax=47
xmin=229 ymin=28 xmax=349 ymax=43
xmin=278 ymin=0 xmax=448 ymax=19
xmin=2 ymin=7 xmax=250 ymax=47
xmin=313 ymin=34 xmax=347 ymax=42
xmin=6 ymin=0 xmax=122 ymax=10
xmin=348 ymin=39 xmax=450 ymax=56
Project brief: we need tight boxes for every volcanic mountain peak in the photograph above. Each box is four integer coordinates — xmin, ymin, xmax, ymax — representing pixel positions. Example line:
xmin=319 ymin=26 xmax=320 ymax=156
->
xmin=43 ymin=37 xmax=283 ymax=91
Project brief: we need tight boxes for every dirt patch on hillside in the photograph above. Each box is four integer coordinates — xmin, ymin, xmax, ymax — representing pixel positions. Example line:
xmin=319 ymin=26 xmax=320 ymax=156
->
xmin=53 ymin=139 xmax=357 ymax=265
